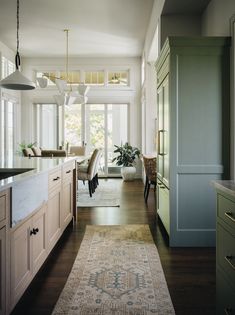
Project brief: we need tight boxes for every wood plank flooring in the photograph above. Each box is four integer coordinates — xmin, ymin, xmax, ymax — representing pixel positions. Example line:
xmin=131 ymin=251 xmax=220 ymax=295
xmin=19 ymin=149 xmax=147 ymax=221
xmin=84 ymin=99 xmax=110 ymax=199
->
xmin=11 ymin=179 xmax=215 ymax=315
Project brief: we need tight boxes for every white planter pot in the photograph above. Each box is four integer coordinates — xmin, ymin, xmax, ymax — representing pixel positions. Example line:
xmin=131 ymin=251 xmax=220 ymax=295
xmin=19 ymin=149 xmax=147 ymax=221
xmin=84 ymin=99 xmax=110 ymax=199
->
xmin=121 ymin=166 xmax=136 ymax=181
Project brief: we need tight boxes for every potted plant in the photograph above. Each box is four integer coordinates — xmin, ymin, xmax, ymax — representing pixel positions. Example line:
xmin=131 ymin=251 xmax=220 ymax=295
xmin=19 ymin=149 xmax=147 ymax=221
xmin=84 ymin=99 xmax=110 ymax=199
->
xmin=112 ymin=142 xmax=141 ymax=181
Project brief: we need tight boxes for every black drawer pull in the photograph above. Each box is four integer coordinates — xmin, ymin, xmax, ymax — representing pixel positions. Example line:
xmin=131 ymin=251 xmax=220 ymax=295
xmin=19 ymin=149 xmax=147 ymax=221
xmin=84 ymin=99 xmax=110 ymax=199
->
xmin=224 ymin=307 xmax=232 ymax=315
xmin=224 ymin=255 xmax=235 ymax=270
xmin=53 ymin=176 xmax=60 ymax=181
xmin=66 ymin=170 xmax=71 ymax=174
xmin=225 ymin=211 xmax=235 ymax=223
xmin=30 ymin=228 xmax=39 ymax=236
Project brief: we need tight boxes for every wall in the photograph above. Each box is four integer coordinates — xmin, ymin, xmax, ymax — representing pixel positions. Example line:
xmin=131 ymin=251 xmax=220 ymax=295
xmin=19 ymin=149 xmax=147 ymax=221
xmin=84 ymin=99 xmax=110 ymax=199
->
xmin=161 ymin=14 xmax=201 ymax=47
xmin=201 ymin=0 xmax=235 ymax=36
xmin=202 ymin=0 xmax=235 ymax=179
xmin=141 ymin=0 xmax=165 ymax=157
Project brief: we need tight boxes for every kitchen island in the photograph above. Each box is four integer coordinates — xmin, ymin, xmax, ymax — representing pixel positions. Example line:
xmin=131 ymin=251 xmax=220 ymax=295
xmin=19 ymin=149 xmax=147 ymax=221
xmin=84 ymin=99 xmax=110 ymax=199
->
xmin=0 ymin=155 xmax=84 ymax=315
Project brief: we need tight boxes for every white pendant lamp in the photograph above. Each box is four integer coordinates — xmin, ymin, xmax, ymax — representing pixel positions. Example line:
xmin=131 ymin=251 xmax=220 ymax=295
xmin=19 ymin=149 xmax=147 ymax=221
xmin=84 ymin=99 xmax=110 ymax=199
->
xmin=0 ymin=0 xmax=35 ymax=90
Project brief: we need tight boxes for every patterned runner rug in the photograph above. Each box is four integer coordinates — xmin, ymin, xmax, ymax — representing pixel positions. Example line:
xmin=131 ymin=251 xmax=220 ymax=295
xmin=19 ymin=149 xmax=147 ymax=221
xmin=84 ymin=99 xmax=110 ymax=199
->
xmin=52 ymin=225 xmax=175 ymax=315
xmin=77 ymin=180 xmax=120 ymax=207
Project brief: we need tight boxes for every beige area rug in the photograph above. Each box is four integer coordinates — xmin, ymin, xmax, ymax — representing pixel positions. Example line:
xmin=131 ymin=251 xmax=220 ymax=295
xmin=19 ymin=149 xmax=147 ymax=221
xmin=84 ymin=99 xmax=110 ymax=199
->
xmin=77 ymin=180 xmax=120 ymax=207
xmin=52 ymin=225 xmax=175 ymax=315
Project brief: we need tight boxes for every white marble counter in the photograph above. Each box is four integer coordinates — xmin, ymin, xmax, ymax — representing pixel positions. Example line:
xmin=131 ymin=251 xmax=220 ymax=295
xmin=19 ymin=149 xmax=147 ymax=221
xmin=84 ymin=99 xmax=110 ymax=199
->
xmin=0 ymin=155 xmax=87 ymax=227
xmin=0 ymin=155 xmax=85 ymax=192
xmin=212 ymin=180 xmax=235 ymax=197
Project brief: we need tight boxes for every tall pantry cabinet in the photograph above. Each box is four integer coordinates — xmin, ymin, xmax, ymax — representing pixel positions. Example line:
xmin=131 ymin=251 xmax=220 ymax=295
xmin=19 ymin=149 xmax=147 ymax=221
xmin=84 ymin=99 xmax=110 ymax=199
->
xmin=155 ymin=37 xmax=230 ymax=247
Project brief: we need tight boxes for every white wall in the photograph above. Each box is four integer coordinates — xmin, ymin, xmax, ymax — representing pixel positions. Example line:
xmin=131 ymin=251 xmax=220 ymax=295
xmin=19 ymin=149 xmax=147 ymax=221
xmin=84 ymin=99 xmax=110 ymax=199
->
xmin=141 ymin=0 xmax=165 ymax=157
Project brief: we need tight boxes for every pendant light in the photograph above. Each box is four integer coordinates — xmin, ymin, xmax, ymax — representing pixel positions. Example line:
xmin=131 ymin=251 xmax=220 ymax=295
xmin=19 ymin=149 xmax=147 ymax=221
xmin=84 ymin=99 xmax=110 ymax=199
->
xmin=53 ymin=29 xmax=89 ymax=106
xmin=0 ymin=0 xmax=35 ymax=90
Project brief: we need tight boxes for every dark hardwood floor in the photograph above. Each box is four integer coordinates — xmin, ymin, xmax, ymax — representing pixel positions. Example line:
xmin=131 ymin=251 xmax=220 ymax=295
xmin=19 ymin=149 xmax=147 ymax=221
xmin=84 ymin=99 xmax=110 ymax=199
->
xmin=11 ymin=179 xmax=216 ymax=315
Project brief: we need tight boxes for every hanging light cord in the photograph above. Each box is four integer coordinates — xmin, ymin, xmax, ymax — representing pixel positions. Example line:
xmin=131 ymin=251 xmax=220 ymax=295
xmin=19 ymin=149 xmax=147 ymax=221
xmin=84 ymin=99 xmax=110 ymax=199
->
xmin=64 ymin=29 xmax=69 ymax=81
xmin=15 ymin=0 xmax=20 ymax=70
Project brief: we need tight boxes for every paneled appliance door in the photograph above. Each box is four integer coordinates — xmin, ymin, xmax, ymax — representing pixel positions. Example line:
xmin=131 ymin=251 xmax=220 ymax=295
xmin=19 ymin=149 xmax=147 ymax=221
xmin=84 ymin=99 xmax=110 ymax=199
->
xmin=157 ymin=74 xmax=169 ymax=188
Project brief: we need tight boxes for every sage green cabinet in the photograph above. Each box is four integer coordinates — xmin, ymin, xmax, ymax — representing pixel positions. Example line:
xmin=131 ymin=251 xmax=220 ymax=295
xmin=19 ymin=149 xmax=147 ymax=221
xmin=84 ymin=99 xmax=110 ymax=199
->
xmin=215 ymin=188 xmax=235 ymax=315
xmin=155 ymin=37 xmax=230 ymax=246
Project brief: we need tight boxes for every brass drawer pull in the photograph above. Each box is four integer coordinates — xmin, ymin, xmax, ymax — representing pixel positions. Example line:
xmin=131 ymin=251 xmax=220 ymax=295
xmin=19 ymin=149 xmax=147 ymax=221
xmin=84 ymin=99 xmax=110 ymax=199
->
xmin=53 ymin=176 xmax=60 ymax=181
xmin=224 ymin=255 xmax=235 ymax=270
xmin=66 ymin=170 xmax=71 ymax=174
xmin=224 ymin=307 xmax=232 ymax=315
xmin=225 ymin=212 xmax=235 ymax=223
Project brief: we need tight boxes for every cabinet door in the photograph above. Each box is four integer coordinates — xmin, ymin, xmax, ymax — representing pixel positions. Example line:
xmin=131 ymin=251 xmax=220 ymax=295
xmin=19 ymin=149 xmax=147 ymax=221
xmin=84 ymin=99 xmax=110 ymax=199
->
xmin=32 ymin=204 xmax=47 ymax=274
xmin=47 ymin=187 xmax=61 ymax=251
xmin=10 ymin=220 xmax=32 ymax=307
xmin=162 ymin=75 xmax=169 ymax=187
xmin=61 ymin=179 xmax=73 ymax=231
xmin=157 ymin=84 xmax=164 ymax=181
xmin=157 ymin=182 xmax=170 ymax=235
xmin=0 ymin=227 xmax=6 ymax=315
xmin=157 ymin=74 xmax=169 ymax=187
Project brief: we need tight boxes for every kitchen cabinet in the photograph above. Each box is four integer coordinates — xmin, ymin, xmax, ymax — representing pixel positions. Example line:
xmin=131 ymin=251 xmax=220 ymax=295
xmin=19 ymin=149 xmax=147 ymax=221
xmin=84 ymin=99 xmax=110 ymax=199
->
xmin=213 ymin=184 xmax=235 ymax=315
xmin=47 ymin=168 xmax=62 ymax=252
xmin=0 ymin=189 xmax=10 ymax=315
xmin=61 ymin=162 xmax=73 ymax=231
xmin=155 ymin=37 xmax=230 ymax=246
xmin=10 ymin=203 xmax=47 ymax=308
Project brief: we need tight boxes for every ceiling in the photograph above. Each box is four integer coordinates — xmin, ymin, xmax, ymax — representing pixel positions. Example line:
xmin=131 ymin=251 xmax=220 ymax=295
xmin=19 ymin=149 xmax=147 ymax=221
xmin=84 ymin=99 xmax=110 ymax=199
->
xmin=0 ymin=0 xmax=154 ymax=58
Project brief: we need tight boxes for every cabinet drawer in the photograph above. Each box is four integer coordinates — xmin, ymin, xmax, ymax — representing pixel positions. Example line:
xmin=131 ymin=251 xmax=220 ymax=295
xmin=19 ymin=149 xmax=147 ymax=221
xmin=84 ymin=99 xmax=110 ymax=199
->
xmin=62 ymin=162 xmax=74 ymax=182
xmin=217 ymin=270 xmax=235 ymax=315
xmin=217 ymin=223 xmax=235 ymax=287
xmin=218 ymin=194 xmax=235 ymax=231
xmin=48 ymin=168 xmax=62 ymax=192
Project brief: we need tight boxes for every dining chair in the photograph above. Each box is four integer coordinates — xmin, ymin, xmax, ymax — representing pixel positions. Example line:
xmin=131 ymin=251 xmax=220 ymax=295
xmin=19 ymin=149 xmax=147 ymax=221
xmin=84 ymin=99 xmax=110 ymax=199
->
xmin=77 ymin=149 xmax=99 ymax=197
xmin=143 ymin=155 xmax=157 ymax=203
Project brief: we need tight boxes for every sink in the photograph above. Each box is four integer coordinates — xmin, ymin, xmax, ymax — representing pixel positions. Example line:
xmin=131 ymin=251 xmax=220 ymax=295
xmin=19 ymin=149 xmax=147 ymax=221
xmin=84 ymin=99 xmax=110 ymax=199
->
xmin=0 ymin=168 xmax=34 ymax=180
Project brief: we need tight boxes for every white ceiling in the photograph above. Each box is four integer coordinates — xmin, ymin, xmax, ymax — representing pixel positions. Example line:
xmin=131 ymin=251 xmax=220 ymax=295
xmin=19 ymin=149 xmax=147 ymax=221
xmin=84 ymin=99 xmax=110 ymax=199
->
xmin=0 ymin=0 xmax=154 ymax=58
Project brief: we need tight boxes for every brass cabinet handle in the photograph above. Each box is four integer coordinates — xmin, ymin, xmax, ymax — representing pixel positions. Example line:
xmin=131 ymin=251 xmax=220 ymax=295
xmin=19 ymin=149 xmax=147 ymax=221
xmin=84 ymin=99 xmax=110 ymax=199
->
xmin=224 ymin=255 xmax=235 ymax=270
xmin=158 ymin=130 xmax=165 ymax=156
xmin=53 ymin=176 xmax=60 ymax=181
xmin=66 ymin=170 xmax=71 ymax=174
xmin=225 ymin=211 xmax=235 ymax=223
xmin=224 ymin=307 xmax=232 ymax=315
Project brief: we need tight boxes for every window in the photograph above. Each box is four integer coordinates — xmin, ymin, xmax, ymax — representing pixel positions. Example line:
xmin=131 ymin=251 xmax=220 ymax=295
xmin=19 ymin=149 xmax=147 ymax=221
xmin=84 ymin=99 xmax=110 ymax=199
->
xmin=36 ymin=71 xmax=81 ymax=86
xmin=0 ymin=99 xmax=16 ymax=159
xmin=1 ymin=56 xmax=15 ymax=79
xmin=108 ymin=71 xmax=129 ymax=86
xmin=64 ymin=103 xmax=83 ymax=146
xmin=34 ymin=104 xmax=59 ymax=149
xmin=85 ymin=71 xmax=104 ymax=85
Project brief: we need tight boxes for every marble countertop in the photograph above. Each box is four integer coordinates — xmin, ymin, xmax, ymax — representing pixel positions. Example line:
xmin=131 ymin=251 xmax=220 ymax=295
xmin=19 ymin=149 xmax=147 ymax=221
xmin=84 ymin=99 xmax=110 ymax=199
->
xmin=212 ymin=180 xmax=235 ymax=197
xmin=0 ymin=155 xmax=86 ymax=192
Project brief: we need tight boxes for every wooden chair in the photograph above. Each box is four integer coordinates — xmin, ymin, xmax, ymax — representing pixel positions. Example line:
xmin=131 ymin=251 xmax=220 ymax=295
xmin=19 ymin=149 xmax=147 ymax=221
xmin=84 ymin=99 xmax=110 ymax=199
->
xmin=143 ymin=155 xmax=157 ymax=203
xmin=77 ymin=149 xmax=99 ymax=197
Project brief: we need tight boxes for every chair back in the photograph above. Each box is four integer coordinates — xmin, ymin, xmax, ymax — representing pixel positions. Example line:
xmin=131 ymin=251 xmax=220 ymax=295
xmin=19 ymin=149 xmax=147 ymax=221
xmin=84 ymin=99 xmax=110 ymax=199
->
xmin=87 ymin=149 xmax=99 ymax=179
xmin=143 ymin=156 xmax=156 ymax=181
xmin=70 ymin=145 xmax=86 ymax=156
xmin=94 ymin=149 xmax=102 ymax=175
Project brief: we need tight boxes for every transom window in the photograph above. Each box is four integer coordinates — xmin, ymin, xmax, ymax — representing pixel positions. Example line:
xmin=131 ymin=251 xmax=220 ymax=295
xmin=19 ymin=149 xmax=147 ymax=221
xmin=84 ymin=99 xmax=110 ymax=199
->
xmin=108 ymin=71 xmax=128 ymax=85
xmin=85 ymin=71 xmax=104 ymax=85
